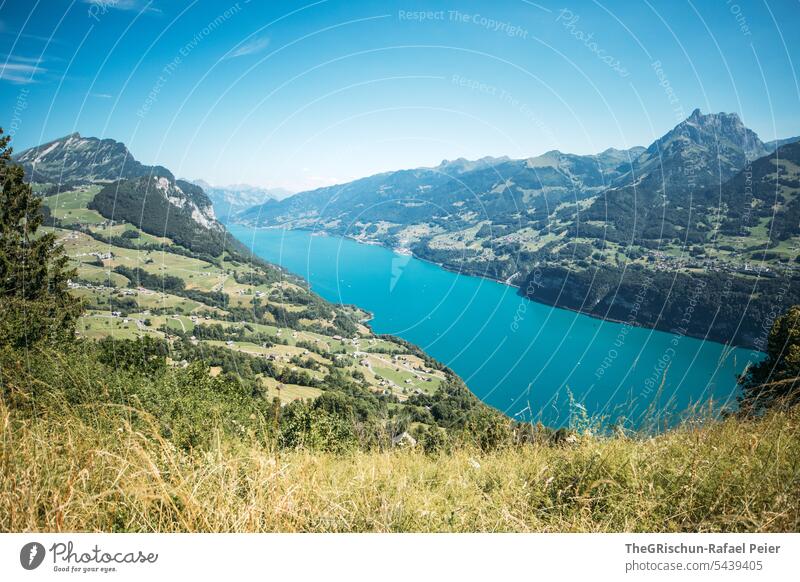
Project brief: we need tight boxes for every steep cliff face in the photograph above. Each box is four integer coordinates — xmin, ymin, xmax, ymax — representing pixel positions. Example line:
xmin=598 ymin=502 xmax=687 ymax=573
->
xmin=87 ymin=174 xmax=232 ymax=257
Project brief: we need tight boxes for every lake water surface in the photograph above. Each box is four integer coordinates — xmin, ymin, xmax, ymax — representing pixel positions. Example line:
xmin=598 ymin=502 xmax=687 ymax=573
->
xmin=229 ymin=225 xmax=760 ymax=428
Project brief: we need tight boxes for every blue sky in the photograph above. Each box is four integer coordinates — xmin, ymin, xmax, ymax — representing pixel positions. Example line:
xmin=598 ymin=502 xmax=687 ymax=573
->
xmin=1 ymin=0 xmax=798 ymax=191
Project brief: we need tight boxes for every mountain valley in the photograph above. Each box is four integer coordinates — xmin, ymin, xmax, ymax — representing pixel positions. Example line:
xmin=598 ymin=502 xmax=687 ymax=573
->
xmin=13 ymin=133 xmax=498 ymax=446
xmin=236 ymin=111 xmax=800 ymax=348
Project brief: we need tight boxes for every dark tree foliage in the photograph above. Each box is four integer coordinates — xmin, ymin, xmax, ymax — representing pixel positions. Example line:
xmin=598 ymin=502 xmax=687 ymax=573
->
xmin=97 ymin=335 xmax=168 ymax=376
xmin=89 ymin=178 xmax=229 ymax=257
xmin=113 ymin=265 xmax=185 ymax=292
xmin=739 ymin=305 xmax=800 ymax=414
xmin=0 ymin=128 xmax=82 ymax=347
xmin=518 ymin=265 xmax=800 ymax=349
xmin=232 ymin=269 xmax=279 ymax=287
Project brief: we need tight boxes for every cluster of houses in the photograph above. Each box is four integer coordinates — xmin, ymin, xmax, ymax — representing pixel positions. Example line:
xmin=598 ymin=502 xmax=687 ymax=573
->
xmin=331 ymin=334 xmax=363 ymax=347
xmin=645 ymin=250 xmax=785 ymax=276
xmin=74 ymin=250 xmax=114 ymax=261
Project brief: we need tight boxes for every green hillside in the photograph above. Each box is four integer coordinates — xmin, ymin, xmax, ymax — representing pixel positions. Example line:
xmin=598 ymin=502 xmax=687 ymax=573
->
xmin=39 ymin=183 xmax=494 ymax=431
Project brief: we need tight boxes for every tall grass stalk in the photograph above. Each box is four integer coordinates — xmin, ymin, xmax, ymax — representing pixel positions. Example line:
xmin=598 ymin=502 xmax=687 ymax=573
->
xmin=2 ymin=393 xmax=798 ymax=532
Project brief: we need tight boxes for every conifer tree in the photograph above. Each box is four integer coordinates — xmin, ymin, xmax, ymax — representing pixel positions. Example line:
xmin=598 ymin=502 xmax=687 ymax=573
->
xmin=0 ymin=128 xmax=81 ymax=347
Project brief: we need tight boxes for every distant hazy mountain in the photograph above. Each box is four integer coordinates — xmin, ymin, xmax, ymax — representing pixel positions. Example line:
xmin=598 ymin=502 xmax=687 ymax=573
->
xmin=764 ymin=136 xmax=800 ymax=152
xmin=435 ymin=155 xmax=511 ymax=174
xmin=190 ymin=179 xmax=293 ymax=222
xmin=236 ymin=145 xmax=646 ymax=230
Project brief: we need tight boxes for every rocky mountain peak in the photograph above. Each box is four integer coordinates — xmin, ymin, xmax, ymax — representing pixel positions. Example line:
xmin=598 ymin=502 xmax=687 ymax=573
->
xmin=14 ymin=132 xmax=173 ymax=183
xmin=15 ymin=133 xmax=223 ymax=233
xmin=675 ymin=110 xmax=767 ymax=160
xmin=615 ymin=109 xmax=769 ymax=193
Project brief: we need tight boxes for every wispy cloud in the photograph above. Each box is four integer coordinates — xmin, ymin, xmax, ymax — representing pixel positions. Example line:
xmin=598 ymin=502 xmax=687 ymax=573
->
xmin=0 ymin=19 xmax=68 ymax=45
xmin=1 ymin=54 xmax=43 ymax=65
xmin=224 ymin=36 xmax=270 ymax=59
xmin=0 ymin=57 xmax=46 ymax=84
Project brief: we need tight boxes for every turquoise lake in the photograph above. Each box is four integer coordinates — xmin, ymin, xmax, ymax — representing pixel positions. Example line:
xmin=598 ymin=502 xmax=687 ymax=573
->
xmin=229 ymin=225 xmax=760 ymax=428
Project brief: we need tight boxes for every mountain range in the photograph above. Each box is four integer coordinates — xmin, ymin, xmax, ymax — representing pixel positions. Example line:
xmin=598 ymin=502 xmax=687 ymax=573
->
xmin=190 ymin=179 xmax=293 ymax=223
xmin=13 ymin=133 xmax=292 ymax=238
xmin=235 ymin=144 xmax=649 ymax=232
xmin=237 ymin=110 xmax=784 ymax=241
xmin=235 ymin=110 xmax=800 ymax=347
xmin=13 ymin=113 xmax=800 ymax=348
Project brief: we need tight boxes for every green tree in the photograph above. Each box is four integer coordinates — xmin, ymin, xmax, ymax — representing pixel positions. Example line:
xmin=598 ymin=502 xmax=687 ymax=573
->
xmin=0 ymin=128 xmax=82 ymax=347
xmin=739 ymin=305 xmax=800 ymax=413
xmin=461 ymin=407 xmax=515 ymax=451
xmin=279 ymin=398 xmax=355 ymax=452
xmin=97 ymin=336 xmax=168 ymax=376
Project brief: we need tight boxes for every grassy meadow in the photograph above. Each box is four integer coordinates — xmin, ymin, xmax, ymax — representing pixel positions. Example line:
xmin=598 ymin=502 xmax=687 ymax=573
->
xmin=2 ymin=387 xmax=798 ymax=533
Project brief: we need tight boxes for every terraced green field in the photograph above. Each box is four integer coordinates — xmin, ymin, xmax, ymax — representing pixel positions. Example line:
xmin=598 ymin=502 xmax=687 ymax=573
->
xmin=42 ymin=185 xmax=105 ymax=225
xmin=49 ymin=187 xmax=447 ymax=405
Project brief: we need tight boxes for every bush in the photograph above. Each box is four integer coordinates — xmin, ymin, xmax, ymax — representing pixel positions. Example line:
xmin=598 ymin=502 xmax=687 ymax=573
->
xmin=739 ymin=305 xmax=800 ymax=413
xmin=278 ymin=400 xmax=356 ymax=452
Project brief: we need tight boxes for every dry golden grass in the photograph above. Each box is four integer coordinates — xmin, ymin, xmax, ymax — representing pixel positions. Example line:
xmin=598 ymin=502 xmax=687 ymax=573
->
xmin=2 ymin=394 xmax=799 ymax=533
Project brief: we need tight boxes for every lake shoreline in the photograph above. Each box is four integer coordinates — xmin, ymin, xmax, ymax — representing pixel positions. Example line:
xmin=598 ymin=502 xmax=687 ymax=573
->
xmin=228 ymin=224 xmax=755 ymax=427
xmin=239 ymin=223 xmax=760 ymax=353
